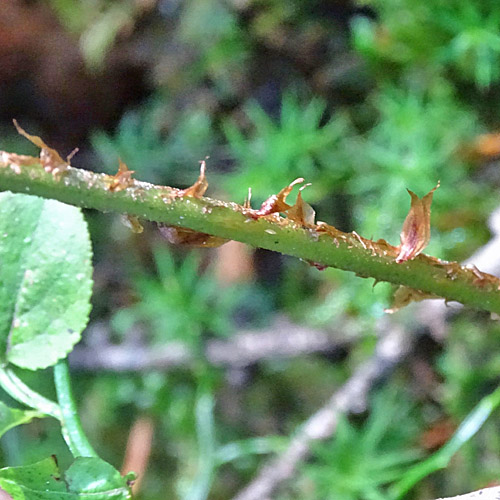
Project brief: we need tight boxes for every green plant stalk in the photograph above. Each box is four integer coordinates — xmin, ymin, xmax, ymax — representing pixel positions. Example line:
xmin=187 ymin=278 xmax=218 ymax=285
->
xmin=53 ymin=360 xmax=97 ymax=458
xmin=0 ymin=366 xmax=60 ymax=419
xmin=390 ymin=384 xmax=500 ymax=499
xmin=1 ymin=161 xmax=500 ymax=313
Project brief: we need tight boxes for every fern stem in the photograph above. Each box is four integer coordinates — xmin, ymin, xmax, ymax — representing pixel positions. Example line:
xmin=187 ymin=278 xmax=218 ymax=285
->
xmin=1 ymin=161 xmax=500 ymax=314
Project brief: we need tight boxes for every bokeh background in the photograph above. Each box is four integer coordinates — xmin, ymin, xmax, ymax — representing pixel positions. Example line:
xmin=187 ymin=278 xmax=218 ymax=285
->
xmin=2 ymin=1 xmax=500 ymax=499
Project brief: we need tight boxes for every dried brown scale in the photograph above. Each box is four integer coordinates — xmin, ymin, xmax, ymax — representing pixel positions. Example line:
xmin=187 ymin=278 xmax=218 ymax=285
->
xmin=385 ymin=286 xmax=438 ymax=313
xmin=446 ymin=265 xmax=461 ymax=280
xmin=13 ymin=120 xmax=69 ymax=176
xmin=470 ymin=264 xmax=488 ymax=282
xmin=107 ymin=159 xmax=136 ymax=192
xmin=308 ymin=261 xmax=328 ymax=271
xmin=157 ymin=160 xmax=228 ymax=248
xmin=157 ymin=225 xmax=227 ymax=247
xmin=121 ymin=215 xmax=144 ymax=234
xmin=396 ymin=183 xmax=440 ymax=263
xmin=174 ymin=160 xmax=208 ymax=199
xmin=351 ymin=231 xmax=367 ymax=249
xmin=244 ymin=177 xmax=304 ymax=219
xmin=286 ymin=185 xmax=316 ymax=228
xmin=366 ymin=240 xmax=379 ymax=257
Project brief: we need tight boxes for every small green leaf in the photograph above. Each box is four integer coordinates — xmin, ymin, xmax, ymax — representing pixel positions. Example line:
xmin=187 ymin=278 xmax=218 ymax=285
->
xmin=66 ymin=457 xmax=132 ymax=499
xmin=0 ymin=193 xmax=93 ymax=370
xmin=0 ymin=401 xmax=42 ymax=438
xmin=0 ymin=457 xmax=132 ymax=500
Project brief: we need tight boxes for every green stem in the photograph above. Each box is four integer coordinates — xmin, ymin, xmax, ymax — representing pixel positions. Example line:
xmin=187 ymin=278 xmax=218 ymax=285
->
xmin=0 ymin=366 xmax=60 ymax=419
xmin=2 ymin=161 xmax=500 ymax=313
xmin=53 ymin=360 xmax=97 ymax=458
xmin=390 ymin=384 xmax=500 ymax=499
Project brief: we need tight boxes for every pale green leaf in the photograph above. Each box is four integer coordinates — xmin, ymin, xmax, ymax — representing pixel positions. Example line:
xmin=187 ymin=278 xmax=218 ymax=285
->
xmin=0 ymin=193 xmax=92 ymax=370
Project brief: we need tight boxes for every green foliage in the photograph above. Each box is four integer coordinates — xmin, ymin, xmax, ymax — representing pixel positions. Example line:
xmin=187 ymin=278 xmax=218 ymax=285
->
xmin=92 ymin=99 xmax=215 ymax=185
xmin=295 ymin=386 xmax=422 ymax=500
xmin=0 ymin=456 xmax=132 ymax=499
xmin=439 ymin=319 xmax=500 ymax=418
xmin=390 ymin=384 xmax=500 ymax=499
xmin=49 ymin=0 xmax=137 ymax=70
xmin=111 ymin=246 xmax=263 ymax=346
xmin=4 ymin=0 xmax=500 ymax=498
xmin=65 ymin=457 xmax=133 ymax=499
xmin=178 ymin=386 xmax=286 ymax=500
xmin=434 ymin=319 xmax=500 ymax=492
xmin=0 ymin=193 xmax=92 ymax=370
xmin=223 ymin=93 xmax=349 ymax=202
xmin=0 ymin=457 xmax=68 ymax=499
xmin=352 ymin=1 xmax=500 ymax=88
xmin=177 ymin=0 xmax=249 ymax=97
xmin=345 ymin=83 xmax=492 ymax=259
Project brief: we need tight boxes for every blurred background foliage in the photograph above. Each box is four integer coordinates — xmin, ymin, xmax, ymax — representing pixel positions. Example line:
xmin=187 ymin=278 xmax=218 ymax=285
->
xmin=2 ymin=0 xmax=500 ymax=499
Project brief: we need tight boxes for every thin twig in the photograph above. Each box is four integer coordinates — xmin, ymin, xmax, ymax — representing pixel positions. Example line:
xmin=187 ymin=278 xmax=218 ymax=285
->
xmin=0 ymin=366 xmax=60 ymax=419
xmin=70 ymin=206 xmax=500 ymax=373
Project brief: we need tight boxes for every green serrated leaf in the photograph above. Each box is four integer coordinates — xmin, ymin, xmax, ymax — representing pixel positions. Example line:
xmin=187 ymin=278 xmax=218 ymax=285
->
xmin=0 ymin=401 xmax=42 ymax=438
xmin=66 ymin=457 xmax=132 ymax=499
xmin=0 ymin=193 xmax=93 ymax=370
xmin=0 ymin=457 xmax=132 ymax=500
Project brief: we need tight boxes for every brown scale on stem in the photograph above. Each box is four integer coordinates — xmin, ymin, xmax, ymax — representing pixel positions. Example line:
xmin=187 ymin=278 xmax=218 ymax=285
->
xmin=286 ymin=184 xmax=316 ymax=228
xmin=396 ymin=183 xmax=440 ymax=263
xmin=105 ymin=159 xmax=144 ymax=232
xmin=244 ymin=177 xmax=305 ymax=219
xmin=158 ymin=160 xmax=228 ymax=247
xmin=174 ymin=159 xmax=209 ymax=198
xmin=351 ymin=231 xmax=367 ymax=250
xmin=107 ymin=159 xmax=136 ymax=192
xmin=13 ymin=120 xmax=73 ymax=176
xmin=385 ymin=286 xmax=437 ymax=313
